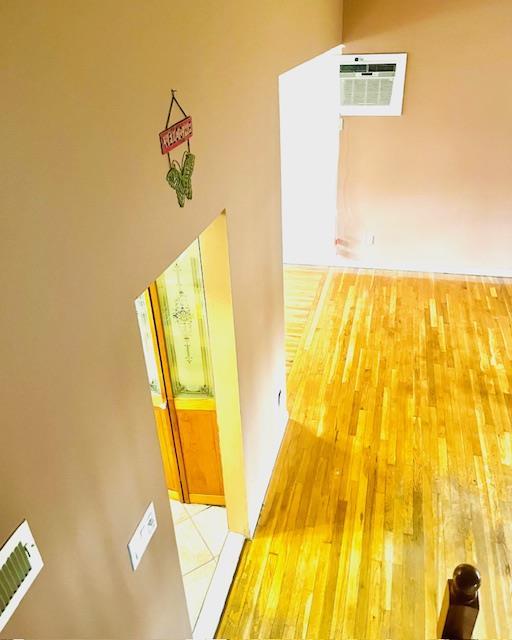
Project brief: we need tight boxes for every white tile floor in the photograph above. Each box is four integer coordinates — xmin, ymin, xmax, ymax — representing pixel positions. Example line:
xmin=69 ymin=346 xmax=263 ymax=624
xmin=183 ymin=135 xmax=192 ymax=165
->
xmin=170 ymin=500 xmax=229 ymax=628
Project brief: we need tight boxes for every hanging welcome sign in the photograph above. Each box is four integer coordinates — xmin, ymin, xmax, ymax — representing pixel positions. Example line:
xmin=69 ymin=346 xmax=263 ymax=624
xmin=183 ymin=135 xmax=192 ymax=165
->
xmin=159 ymin=90 xmax=195 ymax=208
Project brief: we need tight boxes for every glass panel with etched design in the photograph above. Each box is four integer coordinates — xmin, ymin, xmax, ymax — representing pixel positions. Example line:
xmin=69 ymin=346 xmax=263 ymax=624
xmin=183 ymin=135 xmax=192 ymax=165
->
xmin=156 ymin=240 xmax=214 ymax=398
xmin=134 ymin=292 xmax=162 ymax=398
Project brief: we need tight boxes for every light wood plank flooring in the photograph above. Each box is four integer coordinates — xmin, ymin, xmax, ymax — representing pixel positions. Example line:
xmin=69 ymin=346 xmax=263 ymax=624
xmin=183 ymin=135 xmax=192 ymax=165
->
xmin=283 ymin=266 xmax=328 ymax=374
xmin=217 ymin=267 xmax=512 ymax=639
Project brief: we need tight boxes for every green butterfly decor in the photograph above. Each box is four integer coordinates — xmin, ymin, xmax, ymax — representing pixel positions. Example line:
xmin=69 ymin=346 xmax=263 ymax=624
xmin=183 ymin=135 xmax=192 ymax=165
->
xmin=166 ymin=150 xmax=195 ymax=207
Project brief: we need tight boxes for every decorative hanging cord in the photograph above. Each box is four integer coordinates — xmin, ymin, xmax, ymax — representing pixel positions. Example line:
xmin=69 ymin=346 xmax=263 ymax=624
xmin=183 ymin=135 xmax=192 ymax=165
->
xmin=164 ymin=90 xmax=191 ymax=168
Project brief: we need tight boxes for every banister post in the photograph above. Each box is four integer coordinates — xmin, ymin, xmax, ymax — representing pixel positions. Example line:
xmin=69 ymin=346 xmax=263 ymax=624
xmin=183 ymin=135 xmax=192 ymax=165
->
xmin=437 ymin=564 xmax=481 ymax=640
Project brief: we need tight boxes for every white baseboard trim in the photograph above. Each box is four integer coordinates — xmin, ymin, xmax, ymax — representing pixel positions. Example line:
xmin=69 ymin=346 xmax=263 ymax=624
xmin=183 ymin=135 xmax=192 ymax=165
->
xmin=285 ymin=258 xmax=512 ymax=279
xmin=192 ymin=532 xmax=245 ymax=640
xmin=247 ymin=406 xmax=290 ymax=537
xmin=280 ymin=407 xmax=290 ymax=433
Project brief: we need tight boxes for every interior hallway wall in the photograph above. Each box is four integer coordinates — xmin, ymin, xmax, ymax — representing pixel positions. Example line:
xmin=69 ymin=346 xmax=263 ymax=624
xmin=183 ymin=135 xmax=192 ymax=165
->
xmin=280 ymin=46 xmax=342 ymax=266
xmin=0 ymin=1 xmax=342 ymax=637
xmin=338 ymin=0 xmax=512 ymax=277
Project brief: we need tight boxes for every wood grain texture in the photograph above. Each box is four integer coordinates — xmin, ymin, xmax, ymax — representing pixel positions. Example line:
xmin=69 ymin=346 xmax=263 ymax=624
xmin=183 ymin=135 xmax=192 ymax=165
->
xmin=176 ymin=407 xmax=225 ymax=501
xmin=217 ymin=267 xmax=512 ymax=639
xmin=153 ymin=405 xmax=181 ymax=495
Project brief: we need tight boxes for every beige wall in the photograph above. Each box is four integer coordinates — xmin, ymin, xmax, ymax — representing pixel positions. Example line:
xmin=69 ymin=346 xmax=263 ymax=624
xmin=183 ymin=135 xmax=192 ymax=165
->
xmin=0 ymin=1 xmax=342 ymax=637
xmin=339 ymin=0 xmax=512 ymax=277
xmin=200 ymin=214 xmax=249 ymax=537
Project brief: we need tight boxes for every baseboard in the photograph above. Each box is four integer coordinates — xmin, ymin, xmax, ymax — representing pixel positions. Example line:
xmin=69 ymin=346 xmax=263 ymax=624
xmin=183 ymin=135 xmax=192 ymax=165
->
xmin=192 ymin=532 xmax=245 ymax=640
xmin=246 ymin=405 xmax=290 ymax=537
xmin=280 ymin=406 xmax=290 ymax=434
xmin=285 ymin=258 xmax=512 ymax=279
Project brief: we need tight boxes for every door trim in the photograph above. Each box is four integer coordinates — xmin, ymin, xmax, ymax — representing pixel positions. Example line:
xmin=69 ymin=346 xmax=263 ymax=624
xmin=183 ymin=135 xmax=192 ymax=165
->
xmin=189 ymin=493 xmax=225 ymax=507
xmin=148 ymin=282 xmax=190 ymax=503
xmin=174 ymin=397 xmax=216 ymax=411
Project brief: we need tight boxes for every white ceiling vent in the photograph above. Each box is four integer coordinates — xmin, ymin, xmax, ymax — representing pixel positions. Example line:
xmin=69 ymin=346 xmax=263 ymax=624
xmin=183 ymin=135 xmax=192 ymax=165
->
xmin=339 ymin=53 xmax=407 ymax=116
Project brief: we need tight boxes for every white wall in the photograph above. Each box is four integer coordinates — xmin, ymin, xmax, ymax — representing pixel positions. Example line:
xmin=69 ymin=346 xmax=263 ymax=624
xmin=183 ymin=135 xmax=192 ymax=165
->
xmin=280 ymin=46 xmax=343 ymax=266
xmin=338 ymin=0 xmax=512 ymax=278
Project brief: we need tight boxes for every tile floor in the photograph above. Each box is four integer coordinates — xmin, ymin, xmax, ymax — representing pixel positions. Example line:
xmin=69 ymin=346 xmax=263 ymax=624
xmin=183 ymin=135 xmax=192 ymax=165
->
xmin=170 ymin=500 xmax=229 ymax=628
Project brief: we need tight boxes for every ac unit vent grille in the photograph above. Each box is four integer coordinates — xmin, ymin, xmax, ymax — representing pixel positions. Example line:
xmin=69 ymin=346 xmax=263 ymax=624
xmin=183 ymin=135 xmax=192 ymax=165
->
xmin=339 ymin=53 xmax=408 ymax=116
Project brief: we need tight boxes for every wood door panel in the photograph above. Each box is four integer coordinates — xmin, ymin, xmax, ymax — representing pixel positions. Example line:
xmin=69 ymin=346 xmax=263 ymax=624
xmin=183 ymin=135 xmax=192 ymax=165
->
xmin=176 ymin=408 xmax=224 ymax=502
xmin=153 ymin=405 xmax=181 ymax=496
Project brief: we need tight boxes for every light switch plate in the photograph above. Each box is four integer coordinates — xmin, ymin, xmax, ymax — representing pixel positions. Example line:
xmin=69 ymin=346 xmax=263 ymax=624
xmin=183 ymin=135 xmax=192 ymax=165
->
xmin=128 ymin=502 xmax=157 ymax=571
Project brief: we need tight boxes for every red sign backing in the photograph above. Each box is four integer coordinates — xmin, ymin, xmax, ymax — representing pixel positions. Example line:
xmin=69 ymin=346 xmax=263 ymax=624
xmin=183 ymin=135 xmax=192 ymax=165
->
xmin=159 ymin=116 xmax=193 ymax=154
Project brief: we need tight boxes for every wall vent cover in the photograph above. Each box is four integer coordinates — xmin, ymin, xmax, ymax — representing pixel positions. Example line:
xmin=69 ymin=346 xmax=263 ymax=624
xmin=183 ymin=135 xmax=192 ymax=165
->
xmin=339 ymin=53 xmax=407 ymax=116
xmin=0 ymin=521 xmax=43 ymax=632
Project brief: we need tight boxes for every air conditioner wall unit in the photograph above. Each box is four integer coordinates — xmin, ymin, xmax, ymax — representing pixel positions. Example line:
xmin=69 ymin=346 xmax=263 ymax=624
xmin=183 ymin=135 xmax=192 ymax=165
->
xmin=339 ymin=53 xmax=408 ymax=116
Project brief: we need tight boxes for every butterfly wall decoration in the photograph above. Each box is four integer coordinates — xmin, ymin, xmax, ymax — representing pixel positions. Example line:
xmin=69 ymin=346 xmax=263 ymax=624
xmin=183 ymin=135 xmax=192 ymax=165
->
xmin=159 ymin=90 xmax=195 ymax=208
xmin=166 ymin=151 xmax=195 ymax=207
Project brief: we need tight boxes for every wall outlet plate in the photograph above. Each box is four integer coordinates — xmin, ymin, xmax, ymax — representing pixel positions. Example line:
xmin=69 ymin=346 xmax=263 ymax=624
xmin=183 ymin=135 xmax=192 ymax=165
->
xmin=128 ymin=502 xmax=158 ymax=571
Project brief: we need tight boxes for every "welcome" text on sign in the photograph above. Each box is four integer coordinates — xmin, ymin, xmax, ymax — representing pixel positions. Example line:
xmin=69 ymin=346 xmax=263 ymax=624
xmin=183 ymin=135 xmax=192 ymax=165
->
xmin=159 ymin=116 xmax=193 ymax=154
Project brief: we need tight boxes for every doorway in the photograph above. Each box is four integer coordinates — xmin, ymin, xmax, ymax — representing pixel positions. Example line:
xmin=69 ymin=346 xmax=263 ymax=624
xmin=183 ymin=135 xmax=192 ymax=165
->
xmin=134 ymin=214 xmax=247 ymax=637
xmin=135 ymin=239 xmax=225 ymax=507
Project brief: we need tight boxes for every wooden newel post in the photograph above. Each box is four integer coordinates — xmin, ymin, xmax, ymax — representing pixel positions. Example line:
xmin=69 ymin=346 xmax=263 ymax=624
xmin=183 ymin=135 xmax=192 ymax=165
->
xmin=437 ymin=564 xmax=481 ymax=640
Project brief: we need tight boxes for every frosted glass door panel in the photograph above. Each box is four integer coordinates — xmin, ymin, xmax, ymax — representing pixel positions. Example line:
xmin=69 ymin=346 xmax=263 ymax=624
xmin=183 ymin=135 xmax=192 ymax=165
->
xmin=135 ymin=292 xmax=162 ymax=398
xmin=156 ymin=240 xmax=214 ymax=398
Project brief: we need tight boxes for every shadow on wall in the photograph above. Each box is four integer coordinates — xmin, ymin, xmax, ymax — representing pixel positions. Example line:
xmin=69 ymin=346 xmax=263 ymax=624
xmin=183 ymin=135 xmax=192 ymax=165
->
xmin=343 ymin=0 xmax=488 ymax=42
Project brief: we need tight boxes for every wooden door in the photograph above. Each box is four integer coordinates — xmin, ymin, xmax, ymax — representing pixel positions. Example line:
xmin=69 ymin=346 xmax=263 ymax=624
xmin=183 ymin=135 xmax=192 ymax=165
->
xmin=136 ymin=239 xmax=225 ymax=506
xmin=135 ymin=290 xmax=185 ymax=501
xmin=174 ymin=398 xmax=224 ymax=505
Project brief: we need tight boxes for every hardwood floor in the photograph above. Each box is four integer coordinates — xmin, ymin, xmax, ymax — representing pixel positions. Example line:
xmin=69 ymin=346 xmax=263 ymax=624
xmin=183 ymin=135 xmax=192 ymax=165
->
xmin=217 ymin=267 xmax=512 ymax=639
xmin=283 ymin=266 xmax=328 ymax=375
